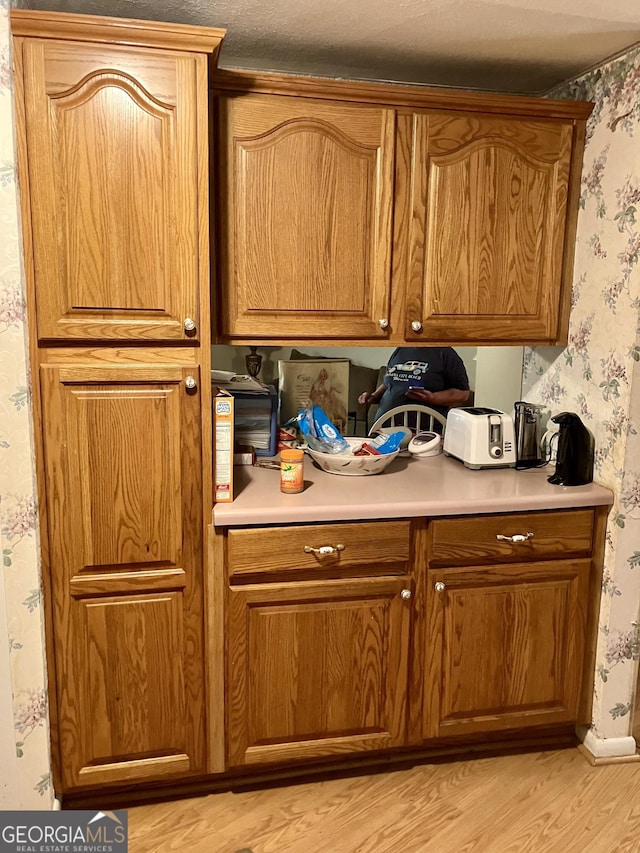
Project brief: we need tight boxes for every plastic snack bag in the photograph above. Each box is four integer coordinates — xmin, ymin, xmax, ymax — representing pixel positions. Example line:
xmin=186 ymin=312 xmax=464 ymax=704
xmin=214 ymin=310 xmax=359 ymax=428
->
xmin=288 ymin=405 xmax=350 ymax=454
xmin=354 ymin=430 xmax=405 ymax=456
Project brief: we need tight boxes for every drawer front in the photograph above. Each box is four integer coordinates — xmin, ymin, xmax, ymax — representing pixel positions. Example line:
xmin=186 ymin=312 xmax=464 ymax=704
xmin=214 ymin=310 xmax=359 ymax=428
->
xmin=428 ymin=510 xmax=594 ymax=568
xmin=227 ymin=521 xmax=411 ymax=580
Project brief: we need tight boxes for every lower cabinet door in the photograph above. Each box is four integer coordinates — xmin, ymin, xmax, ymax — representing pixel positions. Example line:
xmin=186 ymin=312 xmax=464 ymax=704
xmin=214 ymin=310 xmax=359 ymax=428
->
xmin=424 ymin=560 xmax=590 ymax=739
xmin=40 ymin=364 xmax=205 ymax=788
xmin=227 ymin=576 xmax=413 ymax=766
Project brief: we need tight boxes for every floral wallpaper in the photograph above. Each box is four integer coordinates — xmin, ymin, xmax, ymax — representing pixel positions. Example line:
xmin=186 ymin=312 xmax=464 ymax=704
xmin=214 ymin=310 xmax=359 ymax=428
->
xmin=0 ymin=0 xmax=52 ymax=807
xmin=524 ymin=46 xmax=640 ymax=743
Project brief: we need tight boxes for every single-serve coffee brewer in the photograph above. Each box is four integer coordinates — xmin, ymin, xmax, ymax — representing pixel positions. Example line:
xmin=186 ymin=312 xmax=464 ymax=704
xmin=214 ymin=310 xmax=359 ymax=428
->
xmin=547 ymin=411 xmax=594 ymax=486
xmin=514 ymin=401 xmax=544 ymax=469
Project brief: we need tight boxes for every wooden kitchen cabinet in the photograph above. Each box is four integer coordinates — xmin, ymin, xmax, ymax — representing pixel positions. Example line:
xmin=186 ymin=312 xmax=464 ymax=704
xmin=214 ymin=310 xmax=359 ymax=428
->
xmin=227 ymin=576 xmax=413 ymax=767
xmin=212 ymin=70 xmax=592 ymax=346
xmin=396 ymin=111 xmax=576 ymax=344
xmin=215 ymin=91 xmax=395 ymax=340
xmin=39 ymin=362 xmax=207 ymax=788
xmin=225 ymin=519 xmax=417 ymax=767
xmin=11 ymin=9 xmax=224 ymax=794
xmin=13 ymin=13 xmax=222 ymax=343
xmin=423 ymin=511 xmax=593 ymax=739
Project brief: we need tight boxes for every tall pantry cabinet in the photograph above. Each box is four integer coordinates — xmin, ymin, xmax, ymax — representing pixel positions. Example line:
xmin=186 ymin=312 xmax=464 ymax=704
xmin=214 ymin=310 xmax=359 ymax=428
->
xmin=10 ymin=10 xmax=225 ymax=792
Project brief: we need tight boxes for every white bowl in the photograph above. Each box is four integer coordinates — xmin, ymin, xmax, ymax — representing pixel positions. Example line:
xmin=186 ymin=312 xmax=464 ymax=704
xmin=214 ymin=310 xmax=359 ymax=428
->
xmin=306 ymin=437 xmax=400 ymax=476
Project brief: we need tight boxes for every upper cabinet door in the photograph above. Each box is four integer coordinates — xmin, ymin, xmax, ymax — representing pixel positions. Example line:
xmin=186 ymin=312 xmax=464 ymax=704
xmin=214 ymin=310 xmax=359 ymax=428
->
xmin=18 ymin=40 xmax=204 ymax=342
xmin=217 ymin=93 xmax=395 ymax=340
xmin=399 ymin=112 xmax=575 ymax=344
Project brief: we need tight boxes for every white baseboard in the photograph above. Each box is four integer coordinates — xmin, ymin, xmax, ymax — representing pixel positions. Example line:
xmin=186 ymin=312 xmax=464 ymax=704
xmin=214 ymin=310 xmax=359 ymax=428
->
xmin=577 ymin=726 xmax=638 ymax=759
xmin=52 ymin=796 xmax=62 ymax=811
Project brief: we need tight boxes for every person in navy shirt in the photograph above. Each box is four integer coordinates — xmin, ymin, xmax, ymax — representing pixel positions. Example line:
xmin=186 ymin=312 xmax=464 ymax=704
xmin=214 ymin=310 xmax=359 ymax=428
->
xmin=358 ymin=347 xmax=471 ymax=424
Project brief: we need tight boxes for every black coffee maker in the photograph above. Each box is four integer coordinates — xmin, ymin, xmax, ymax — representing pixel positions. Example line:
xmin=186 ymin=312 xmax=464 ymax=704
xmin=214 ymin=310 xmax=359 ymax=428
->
xmin=547 ymin=412 xmax=594 ymax=486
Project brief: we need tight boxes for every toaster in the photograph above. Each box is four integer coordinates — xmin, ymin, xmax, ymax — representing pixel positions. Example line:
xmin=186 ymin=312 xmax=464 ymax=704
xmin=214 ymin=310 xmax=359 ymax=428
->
xmin=443 ymin=407 xmax=516 ymax=469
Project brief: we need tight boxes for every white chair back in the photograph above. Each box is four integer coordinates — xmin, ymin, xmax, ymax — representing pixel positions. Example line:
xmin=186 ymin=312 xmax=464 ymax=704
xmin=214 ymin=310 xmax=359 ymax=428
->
xmin=368 ymin=404 xmax=447 ymax=436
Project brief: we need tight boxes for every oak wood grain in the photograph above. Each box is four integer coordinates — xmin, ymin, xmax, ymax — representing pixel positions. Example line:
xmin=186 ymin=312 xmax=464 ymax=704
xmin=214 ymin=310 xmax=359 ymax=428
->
xmin=213 ymin=71 xmax=590 ymax=347
xmin=579 ymin=504 xmax=610 ymax=726
xmin=10 ymin=35 xmax=63 ymax=793
xmin=39 ymin=363 xmax=206 ymax=788
xmin=428 ymin=509 xmax=595 ymax=567
xmin=211 ymin=68 xmax=594 ymax=120
xmin=217 ymin=93 xmax=395 ymax=340
xmin=12 ymin=10 xmax=215 ymax=793
xmin=227 ymin=520 xmax=410 ymax=579
xmin=227 ymin=577 xmax=412 ymax=766
xmin=10 ymin=9 xmax=225 ymax=55
xmin=557 ymin=118 xmax=588 ymax=345
xmin=402 ymin=111 xmax=574 ymax=343
xmin=18 ymin=38 xmax=204 ymax=342
xmin=207 ymin=524 xmax=226 ymax=773
xmin=424 ymin=559 xmax=590 ymax=738
xmin=125 ymin=748 xmax=640 ymax=853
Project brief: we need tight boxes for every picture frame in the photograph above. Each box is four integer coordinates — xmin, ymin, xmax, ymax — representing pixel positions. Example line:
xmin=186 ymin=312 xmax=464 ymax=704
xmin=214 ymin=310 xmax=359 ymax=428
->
xmin=278 ymin=359 xmax=350 ymax=432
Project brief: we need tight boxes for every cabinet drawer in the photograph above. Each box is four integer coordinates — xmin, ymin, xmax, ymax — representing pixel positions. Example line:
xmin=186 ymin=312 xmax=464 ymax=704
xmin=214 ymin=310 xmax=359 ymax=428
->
xmin=428 ymin=510 xmax=594 ymax=568
xmin=227 ymin=521 xmax=411 ymax=580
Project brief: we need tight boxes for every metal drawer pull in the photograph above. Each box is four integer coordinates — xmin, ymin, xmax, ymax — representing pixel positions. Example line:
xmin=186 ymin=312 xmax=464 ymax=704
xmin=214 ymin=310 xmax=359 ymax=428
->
xmin=435 ymin=582 xmax=446 ymax=592
xmin=496 ymin=532 xmax=534 ymax=543
xmin=304 ymin=544 xmax=345 ymax=556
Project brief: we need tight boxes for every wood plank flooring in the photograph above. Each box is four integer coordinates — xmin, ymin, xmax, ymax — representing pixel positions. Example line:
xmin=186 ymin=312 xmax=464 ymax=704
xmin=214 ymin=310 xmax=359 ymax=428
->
xmin=127 ymin=748 xmax=640 ymax=852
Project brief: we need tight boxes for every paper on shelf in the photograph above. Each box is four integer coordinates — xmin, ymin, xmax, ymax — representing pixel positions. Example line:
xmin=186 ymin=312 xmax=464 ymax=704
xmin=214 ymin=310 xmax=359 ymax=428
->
xmin=212 ymin=372 xmax=270 ymax=395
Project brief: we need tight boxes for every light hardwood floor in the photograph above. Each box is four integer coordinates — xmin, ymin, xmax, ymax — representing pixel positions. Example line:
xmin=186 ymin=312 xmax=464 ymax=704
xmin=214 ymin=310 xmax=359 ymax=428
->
xmin=126 ymin=748 xmax=640 ymax=852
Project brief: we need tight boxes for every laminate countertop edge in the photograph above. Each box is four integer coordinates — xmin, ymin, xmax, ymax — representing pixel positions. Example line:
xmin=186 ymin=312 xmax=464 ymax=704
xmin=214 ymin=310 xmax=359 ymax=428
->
xmin=213 ymin=454 xmax=613 ymax=527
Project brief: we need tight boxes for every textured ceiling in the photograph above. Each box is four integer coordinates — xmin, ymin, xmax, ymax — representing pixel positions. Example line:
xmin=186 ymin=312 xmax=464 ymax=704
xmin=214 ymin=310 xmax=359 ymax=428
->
xmin=24 ymin=0 xmax=640 ymax=93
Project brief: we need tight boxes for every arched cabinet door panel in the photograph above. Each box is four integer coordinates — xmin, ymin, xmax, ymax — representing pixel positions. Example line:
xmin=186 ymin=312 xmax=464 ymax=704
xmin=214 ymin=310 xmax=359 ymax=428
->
xmin=18 ymin=41 xmax=204 ymax=342
xmin=39 ymin=364 xmax=205 ymax=788
xmin=217 ymin=93 xmax=395 ymax=340
xmin=401 ymin=112 xmax=575 ymax=344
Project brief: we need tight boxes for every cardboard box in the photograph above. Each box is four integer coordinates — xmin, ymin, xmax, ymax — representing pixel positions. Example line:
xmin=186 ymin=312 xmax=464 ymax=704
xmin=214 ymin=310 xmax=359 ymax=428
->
xmin=213 ymin=389 xmax=234 ymax=502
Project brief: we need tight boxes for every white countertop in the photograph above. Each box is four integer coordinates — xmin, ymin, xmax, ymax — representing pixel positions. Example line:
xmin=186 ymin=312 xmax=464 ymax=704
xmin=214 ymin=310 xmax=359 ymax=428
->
xmin=213 ymin=453 xmax=613 ymax=527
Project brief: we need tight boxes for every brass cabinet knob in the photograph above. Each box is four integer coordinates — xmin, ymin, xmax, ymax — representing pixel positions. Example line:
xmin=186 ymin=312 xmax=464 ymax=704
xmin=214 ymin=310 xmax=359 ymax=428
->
xmin=401 ymin=589 xmax=412 ymax=600
xmin=183 ymin=317 xmax=196 ymax=333
xmin=378 ymin=318 xmax=389 ymax=329
xmin=185 ymin=375 xmax=197 ymax=390
xmin=411 ymin=320 xmax=423 ymax=333
xmin=434 ymin=581 xmax=446 ymax=592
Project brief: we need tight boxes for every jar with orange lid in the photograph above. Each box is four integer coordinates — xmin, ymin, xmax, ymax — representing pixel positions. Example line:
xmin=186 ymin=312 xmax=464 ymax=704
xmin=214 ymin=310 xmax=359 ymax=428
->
xmin=280 ymin=448 xmax=305 ymax=494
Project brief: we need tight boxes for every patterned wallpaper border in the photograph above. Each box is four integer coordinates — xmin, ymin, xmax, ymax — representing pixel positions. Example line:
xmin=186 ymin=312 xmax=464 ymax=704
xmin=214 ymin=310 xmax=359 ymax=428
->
xmin=525 ymin=44 xmax=640 ymax=739
xmin=0 ymin=0 xmax=52 ymax=808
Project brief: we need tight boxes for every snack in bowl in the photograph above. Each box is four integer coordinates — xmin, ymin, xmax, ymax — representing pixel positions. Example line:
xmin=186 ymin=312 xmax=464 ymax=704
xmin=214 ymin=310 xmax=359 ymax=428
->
xmin=306 ymin=437 xmax=400 ymax=476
